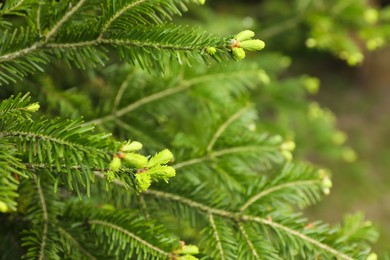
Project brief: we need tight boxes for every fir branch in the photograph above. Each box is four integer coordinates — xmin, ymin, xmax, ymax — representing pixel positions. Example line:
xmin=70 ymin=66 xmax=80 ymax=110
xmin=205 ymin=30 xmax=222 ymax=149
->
xmin=0 ymin=0 xmax=86 ymax=62
xmin=174 ymin=145 xmax=274 ymax=170
xmin=206 ymin=106 xmax=252 ymax=153
xmin=99 ymin=0 xmax=147 ymax=38
xmin=88 ymin=70 xmax=261 ymax=125
xmin=43 ymin=0 xmax=87 ymax=42
xmin=239 ymin=180 xmax=320 ymax=212
xmin=56 ymin=226 xmax=96 ymax=260
xmin=241 ymin=215 xmax=354 ymax=260
xmin=36 ymin=2 xmax=42 ymax=37
xmin=142 ymin=189 xmax=354 ymax=260
xmin=0 ymin=0 xmax=27 ymax=16
xmin=33 ymin=175 xmax=49 ymax=260
xmin=208 ymin=213 xmax=226 ymax=260
xmin=0 ymin=130 xmax=106 ymax=155
xmin=88 ymin=219 xmax=172 ymax=258
xmin=89 ymin=79 xmax=191 ymax=125
xmin=237 ymin=222 xmax=260 ymax=260
xmin=113 ymin=73 xmax=134 ymax=111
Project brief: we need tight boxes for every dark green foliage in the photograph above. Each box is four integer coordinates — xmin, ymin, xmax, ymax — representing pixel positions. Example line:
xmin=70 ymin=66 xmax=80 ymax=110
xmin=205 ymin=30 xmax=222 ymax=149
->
xmin=0 ymin=0 xmax=382 ymax=259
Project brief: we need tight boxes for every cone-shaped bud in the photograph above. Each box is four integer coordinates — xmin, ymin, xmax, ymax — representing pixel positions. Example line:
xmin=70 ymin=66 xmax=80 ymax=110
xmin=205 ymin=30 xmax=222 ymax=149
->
xmin=25 ymin=103 xmax=40 ymax=112
xmin=109 ymin=157 xmax=121 ymax=171
xmin=121 ymin=141 xmax=143 ymax=152
xmin=135 ymin=173 xmax=151 ymax=192
xmin=235 ymin=30 xmax=255 ymax=42
xmin=322 ymin=176 xmax=332 ymax=188
xmin=232 ymin=48 xmax=245 ymax=61
xmin=366 ymin=253 xmax=378 ymax=260
xmin=147 ymin=165 xmax=176 ymax=181
xmin=148 ymin=149 xmax=174 ymax=168
xmin=239 ymin=39 xmax=265 ymax=51
xmin=304 ymin=77 xmax=320 ymax=94
xmin=177 ymin=245 xmax=199 ymax=255
xmin=280 ymin=140 xmax=296 ymax=151
xmin=281 ymin=150 xmax=292 ymax=162
xmin=206 ymin=47 xmax=217 ymax=55
xmin=0 ymin=201 xmax=9 ymax=213
xmin=364 ymin=8 xmax=378 ymax=24
xmin=322 ymin=187 xmax=330 ymax=195
xmin=123 ymin=153 xmax=148 ymax=168
xmin=198 ymin=0 xmax=205 ymax=5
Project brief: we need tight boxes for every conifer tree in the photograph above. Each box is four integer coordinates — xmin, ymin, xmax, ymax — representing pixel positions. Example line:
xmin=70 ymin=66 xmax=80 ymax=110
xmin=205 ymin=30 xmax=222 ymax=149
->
xmin=0 ymin=0 xmax=380 ymax=259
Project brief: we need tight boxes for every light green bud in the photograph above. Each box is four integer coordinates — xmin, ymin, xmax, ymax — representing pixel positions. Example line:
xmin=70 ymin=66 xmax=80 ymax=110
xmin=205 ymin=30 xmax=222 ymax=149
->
xmin=123 ymin=153 xmax=148 ymax=168
xmin=332 ymin=131 xmax=347 ymax=145
xmin=121 ymin=141 xmax=143 ymax=152
xmin=177 ymin=245 xmax=200 ymax=255
xmin=232 ymin=48 xmax=246 ymax=61
xmin=281 ymin=150 xmax=293 ymax=162
xmin=367 ymin=37 xmax=384 ymax=51
xmin=198 ymin=0 xmax=205 ymax=5
xmin=342 ymin=148 xmax=357 ymax=163
xmin=364 ymin=221 xmax=373 ymax=227
xmin=322 ymin=176 xmax=332 ymax=188
xmin=0 ymin=201 xmax=9 ymax=213
xmin=135 ymin=173 xmax=151 ymax=192
xmin=235 ymin=30 xmax=255 ymax=42
xmin=304 ymin=77 xmax=320 ymax=94
xmin=147 ymin=149 xmax=174 ymax=168
xmin=366 ymin=253 xmax=378 ymax=260
xmin=239 ymin=39 xmax=265 ymax=51
xmin=109 ymin=157 xmax=121 ymax=171
xmin=305 ymin=38 xmax=317 ymax=48
xmin=364 ymin=8 xmax=379 ymax=24
xmin=25 ymin=103 xmax=40 ymax=112
xmin=100 ymin=204 xmax=115 ymax=211
xmin=322 ymin=187 xmax=330 ymax=195
xmin=280 ymin=140 xmax=296 ymax=151
xmin=308 ymin=102 xmax=322 ymax=120
xmin=147 ymin=165 xmax=176 ymax=181
xmin=346 ymin=52 xmax=364 ymax=66
xmin=206 ymin=47 xmax=217 ymax=55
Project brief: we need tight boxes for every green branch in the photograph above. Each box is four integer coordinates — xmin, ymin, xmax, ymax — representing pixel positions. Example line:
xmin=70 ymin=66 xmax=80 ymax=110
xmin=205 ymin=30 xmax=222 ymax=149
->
xmin=43 ymin=0 xmax=87 ymax=42
xmin=206 ymin=106 xmax=252 ymax=153
xmin=88 ymin=71 xmax=258 ymax=125
xmin=0 ymin=130 xmax=108 ymax=155
xmin=57 ymin=226 xmax=97 ymax=260
xmin=88 ymin=219 xmax=172 ymax=258
xmin=0 ymin=0 xmax=25 ymax=16
xmin=241 ymin=215 xmax=354 ymax=260
xmin=238 ymin=223 xmax=260 ymax=260
xmin=208 ymin=213 xmax=226 ymax=260
xmin=142 ymin=189 xmax=354 ymax=260
xmin=33 ymin=175 xmax=48 ymax=260
xmin=99 ymin=0 xmax=147 ymax=38
xmin=239 ymin=180 xmax=321 ymax=212
xmin=174 ymin=145 xmax=274 ymax=170
xmin=0 ymin=0 xmax=86 ymax=63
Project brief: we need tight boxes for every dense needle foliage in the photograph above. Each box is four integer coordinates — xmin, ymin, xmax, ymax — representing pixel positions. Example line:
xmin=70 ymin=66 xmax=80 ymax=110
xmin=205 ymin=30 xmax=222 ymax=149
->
xmin=0 ymin=0 xmax=386 ymax=259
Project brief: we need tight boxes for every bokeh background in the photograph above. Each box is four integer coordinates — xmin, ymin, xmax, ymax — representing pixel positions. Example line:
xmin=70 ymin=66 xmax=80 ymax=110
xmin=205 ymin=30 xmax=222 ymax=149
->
xmin=185 ymin=0 xmax=390 ymax=254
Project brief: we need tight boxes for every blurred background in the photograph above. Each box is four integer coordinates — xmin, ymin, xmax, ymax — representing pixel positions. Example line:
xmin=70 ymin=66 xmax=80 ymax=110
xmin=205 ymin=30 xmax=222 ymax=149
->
xmin=186 ymin=0 xmax=390 ymax=254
